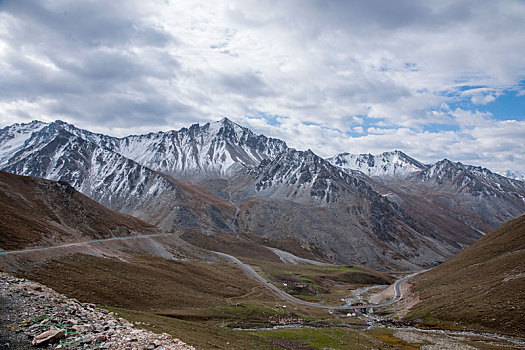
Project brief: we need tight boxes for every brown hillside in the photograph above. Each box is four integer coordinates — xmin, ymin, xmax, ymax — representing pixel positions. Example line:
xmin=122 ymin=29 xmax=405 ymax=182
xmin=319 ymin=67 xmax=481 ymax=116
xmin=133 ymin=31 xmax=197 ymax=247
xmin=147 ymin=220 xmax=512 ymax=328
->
xmin=406 ymin=214 xmax=525 ymax=336
xmin=0 ymin=171 xmax=159 ymax=250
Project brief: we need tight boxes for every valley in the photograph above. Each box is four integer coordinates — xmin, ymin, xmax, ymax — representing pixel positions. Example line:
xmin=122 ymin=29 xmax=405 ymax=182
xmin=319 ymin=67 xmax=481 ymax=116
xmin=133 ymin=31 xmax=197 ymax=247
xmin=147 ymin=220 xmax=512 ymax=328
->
xmin=0 ymin=119 xmax=524 ymax=349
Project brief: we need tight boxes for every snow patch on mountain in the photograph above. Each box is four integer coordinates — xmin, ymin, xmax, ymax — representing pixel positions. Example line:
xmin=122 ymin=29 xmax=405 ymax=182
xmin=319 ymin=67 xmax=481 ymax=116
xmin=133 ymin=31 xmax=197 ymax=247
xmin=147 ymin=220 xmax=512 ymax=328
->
xmin=327 ymin=150 xmax=426 ymax=178
xmin=0 ymin=121 xmax=47 ymax=167
xmin=413 ymin=159 xmax=525 ymax=197
xmin=498 ymin=170 xmax=525 ymax=182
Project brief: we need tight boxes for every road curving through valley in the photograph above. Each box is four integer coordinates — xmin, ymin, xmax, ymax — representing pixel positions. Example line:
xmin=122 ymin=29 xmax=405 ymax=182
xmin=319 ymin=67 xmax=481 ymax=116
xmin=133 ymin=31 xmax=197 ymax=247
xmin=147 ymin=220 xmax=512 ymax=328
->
xmin=0 ymin=233 xmax=419 ymax=311
xmin=214 ymin=251 xmax=421 ymax=310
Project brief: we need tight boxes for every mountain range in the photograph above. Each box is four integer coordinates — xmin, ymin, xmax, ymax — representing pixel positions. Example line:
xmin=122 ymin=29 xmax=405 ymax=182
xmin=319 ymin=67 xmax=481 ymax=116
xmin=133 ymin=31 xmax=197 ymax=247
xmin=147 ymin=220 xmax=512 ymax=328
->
xmin=1 ymin=118 xmax=524 ymax=270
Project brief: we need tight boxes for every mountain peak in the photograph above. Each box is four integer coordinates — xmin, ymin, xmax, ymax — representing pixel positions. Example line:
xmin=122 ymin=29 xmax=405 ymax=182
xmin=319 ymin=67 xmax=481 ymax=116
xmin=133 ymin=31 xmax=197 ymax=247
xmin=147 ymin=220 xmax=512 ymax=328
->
xmin=219 ymin=116 xmax=234 ymax=125
xmin=498 ymin=170 xmax=525 ymax=181
xmin=327 ymin=150 xmax=426 ymax=178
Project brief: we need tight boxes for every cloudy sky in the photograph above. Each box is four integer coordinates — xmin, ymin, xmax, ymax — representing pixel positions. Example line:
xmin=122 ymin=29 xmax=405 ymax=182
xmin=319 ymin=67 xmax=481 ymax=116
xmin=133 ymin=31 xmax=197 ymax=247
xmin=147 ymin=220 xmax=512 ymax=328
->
xmin=1 ymin=0 xmax=525 ymax=172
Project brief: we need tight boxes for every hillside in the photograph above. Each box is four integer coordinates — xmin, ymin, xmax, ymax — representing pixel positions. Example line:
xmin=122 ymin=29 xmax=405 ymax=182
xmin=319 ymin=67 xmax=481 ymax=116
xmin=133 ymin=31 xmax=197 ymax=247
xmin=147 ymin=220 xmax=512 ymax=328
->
xmin=0 ymin=171 xmax=159 ymax=251
xmin=405 ymin=214 xmax=525 ymax=336
xmin=4 ymin=119 xmax=525 ymax=270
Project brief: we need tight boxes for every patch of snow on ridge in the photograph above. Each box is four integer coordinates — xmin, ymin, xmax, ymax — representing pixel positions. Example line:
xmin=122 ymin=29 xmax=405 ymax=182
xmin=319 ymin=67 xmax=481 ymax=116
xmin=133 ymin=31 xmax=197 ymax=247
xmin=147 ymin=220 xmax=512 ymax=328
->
xmin=327 ymin=150 xmax=426 ymax=179
xmin=0 ymin=121 xmax=47 ymax=166
xmin=498 ymin=170 xmax=525 ymax=182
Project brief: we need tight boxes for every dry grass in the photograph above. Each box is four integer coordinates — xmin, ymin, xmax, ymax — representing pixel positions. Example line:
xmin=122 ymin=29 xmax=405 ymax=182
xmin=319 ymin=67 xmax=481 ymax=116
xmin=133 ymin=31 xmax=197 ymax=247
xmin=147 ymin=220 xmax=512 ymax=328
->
xmin=19 ymin=253 xmax=273 ymax=310
xmin=406 ymin=214 xmax=525 ymax=336
xmin=0 ymin=171 xmax=158 ymax=250
xmin=180 ymin=231 xmax=284 ymax=262
xmin=16 ymin=252 xmax=381 ymax=349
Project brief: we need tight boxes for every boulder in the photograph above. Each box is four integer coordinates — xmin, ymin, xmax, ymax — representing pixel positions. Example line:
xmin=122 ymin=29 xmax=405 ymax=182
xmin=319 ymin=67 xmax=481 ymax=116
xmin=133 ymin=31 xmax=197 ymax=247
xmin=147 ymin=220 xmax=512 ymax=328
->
xmin=32 ymin=328 xmax=66 ymax=346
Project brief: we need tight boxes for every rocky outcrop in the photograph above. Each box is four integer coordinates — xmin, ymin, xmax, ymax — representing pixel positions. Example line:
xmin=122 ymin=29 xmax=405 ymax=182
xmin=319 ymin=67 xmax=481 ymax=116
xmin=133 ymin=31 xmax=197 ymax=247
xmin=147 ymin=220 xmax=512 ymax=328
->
xmin=0 ymin=272 xmax=195 ymax=349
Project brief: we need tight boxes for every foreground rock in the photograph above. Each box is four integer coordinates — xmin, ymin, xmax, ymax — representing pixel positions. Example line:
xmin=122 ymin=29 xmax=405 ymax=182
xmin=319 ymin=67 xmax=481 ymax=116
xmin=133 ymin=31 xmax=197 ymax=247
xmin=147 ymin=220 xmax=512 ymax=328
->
xmin=0 ymin=272 xmax=195 ymax=349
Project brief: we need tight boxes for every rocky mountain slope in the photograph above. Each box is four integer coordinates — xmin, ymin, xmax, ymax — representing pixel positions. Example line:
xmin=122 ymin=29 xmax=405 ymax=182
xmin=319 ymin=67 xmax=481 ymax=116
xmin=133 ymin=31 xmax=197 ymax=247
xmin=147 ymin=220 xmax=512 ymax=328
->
xmin=329 ymin=151 xmax=525 ymax=235
xmin=0 ymin=272 xmax=195 ymax=349
xmin=406 ymin=214 xmax=525 ymax=336
xmin=498 ymin=169 xmax=525 ymax=182
xmin=0 ymin=171 xmax=158 ymax=251
xmin=2 ymin=119 xmax=524 ymax=270
xmin=327 ymin=150 xmax=426 ymax=179
xmin=219 ymin=149 xmax=467 ymax=269
xmin=400 ymin=160 xmax=525 ymax=233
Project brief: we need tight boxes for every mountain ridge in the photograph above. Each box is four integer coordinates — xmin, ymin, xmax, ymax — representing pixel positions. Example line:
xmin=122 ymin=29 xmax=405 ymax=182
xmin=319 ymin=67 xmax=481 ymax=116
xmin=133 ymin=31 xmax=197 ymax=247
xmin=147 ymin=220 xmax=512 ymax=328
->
xmin=1 ymin=118 xmax=524 ymax=270
xmin=327 ymin=150 xmax=427 ymax=179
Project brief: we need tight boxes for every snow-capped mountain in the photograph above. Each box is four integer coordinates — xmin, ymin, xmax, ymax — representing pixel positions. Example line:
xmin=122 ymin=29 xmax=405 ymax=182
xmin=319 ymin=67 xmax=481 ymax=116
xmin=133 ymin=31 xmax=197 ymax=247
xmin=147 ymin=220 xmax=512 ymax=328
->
xmin=0 ymin=120 xmax=47 ymax=167
xmin=413 ymin=159 xmax=525 ymax=195
xmin=327 ymin=150 xmax=426 ymax=178
xmin=1 ymin=118 xmax=524 ymax=270
xmin=60 ymin=118 xmax=287 ymax=180
xmin=498 ymin=170 xmax=525 ymax=182
xmin=247 ymin=149 xmax=376 ymax=203
xmin=0 ymin=122 xmax=175 ymax=213
xmin=405 ymin=159 xmax=525 ymax=232
xmin=0 ymin=121 xmax=240 ymax=235
xmin=0 ymin=118 xmax=287 ymax=182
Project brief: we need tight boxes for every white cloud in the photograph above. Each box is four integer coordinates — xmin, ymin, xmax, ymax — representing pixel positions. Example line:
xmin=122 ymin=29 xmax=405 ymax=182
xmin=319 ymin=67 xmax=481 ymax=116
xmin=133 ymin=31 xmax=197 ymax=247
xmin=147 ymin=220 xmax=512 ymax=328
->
xmin=0 ymin=0 xmax=524 ymax=171
xmin=460 ymin=87 xmax=498 ymax=105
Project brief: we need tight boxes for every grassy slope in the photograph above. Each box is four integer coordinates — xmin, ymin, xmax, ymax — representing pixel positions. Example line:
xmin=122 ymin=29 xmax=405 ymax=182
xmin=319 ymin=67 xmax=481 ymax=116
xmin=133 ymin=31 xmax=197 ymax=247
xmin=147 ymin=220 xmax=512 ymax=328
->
xmin=18 ymin=252 xmax=413 ymax=349
xmin=246 ymin=258 xmax=394 ymax=303
xmin=407 ymin=214 xmax=525 ymax=336
xmin=19 ymin=253 xmax=270 ymax=310
xmin=0 ymin=171 xmax=158 ymax=250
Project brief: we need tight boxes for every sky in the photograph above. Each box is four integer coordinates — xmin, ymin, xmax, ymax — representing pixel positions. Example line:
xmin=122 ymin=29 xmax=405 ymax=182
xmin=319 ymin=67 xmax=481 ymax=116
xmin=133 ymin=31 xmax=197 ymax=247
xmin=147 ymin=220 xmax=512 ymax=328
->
xmin=0 ymin=0 xmax=524 ymax=172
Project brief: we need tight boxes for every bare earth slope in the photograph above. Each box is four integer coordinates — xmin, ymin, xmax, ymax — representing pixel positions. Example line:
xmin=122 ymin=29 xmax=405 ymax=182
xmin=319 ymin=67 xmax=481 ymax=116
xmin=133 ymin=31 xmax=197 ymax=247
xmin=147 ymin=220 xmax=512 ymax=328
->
xmin=0 ymin=170 xmax=159 ymax=251
xmin=406 ymin=214 xmax=525 ymax=336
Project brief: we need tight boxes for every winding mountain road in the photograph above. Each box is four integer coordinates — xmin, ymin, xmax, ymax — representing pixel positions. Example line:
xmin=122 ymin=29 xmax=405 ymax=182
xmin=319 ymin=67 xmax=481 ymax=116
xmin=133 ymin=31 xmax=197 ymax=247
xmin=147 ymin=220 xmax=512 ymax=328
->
xmin=0 ymin=233 xmax=419 ymax=311
xmin=214 ymin=251 xmax=420 ymax=310
xmin=0 ymin=233 xmax=174 ymax=255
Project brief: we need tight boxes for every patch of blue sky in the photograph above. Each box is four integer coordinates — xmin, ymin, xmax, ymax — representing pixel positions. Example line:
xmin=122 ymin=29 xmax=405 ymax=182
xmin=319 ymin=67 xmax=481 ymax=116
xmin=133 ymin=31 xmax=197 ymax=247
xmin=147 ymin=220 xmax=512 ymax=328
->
xmin=423 ymin=123 xmax=460 ymax=133
xmin=403 ymin=62 xmax=418 ymax=71
xmin=249 ymin=111 xmax=284 ymax=126
xmin=476 ymin=92 xmax=525 ymax=120
xmin=345 ymin=129 xmax=365 ymax=137
xmin=343 ymin=115 xmax=390 ymax=137
xmin=302 ymin=121 xmax=322 ymax=126
xmin=447 ymin=89 xmax=525 ymax=121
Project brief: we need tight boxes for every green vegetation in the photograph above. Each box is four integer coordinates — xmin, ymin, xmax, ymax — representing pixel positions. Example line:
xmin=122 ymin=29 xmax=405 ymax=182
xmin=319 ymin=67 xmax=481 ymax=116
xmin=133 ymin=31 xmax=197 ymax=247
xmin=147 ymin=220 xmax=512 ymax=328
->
xmin=248 ymin=327 xmax=374 ymax=349
xmin=245 ymin=258 xmax=394 ymax=304
xmin=16 ymin=252 xmax=418 ymax=349
xmin=102 ymin=306 xmax=421 ymax=350
xmin=367 ymin=328 xmax=421 ymax=350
